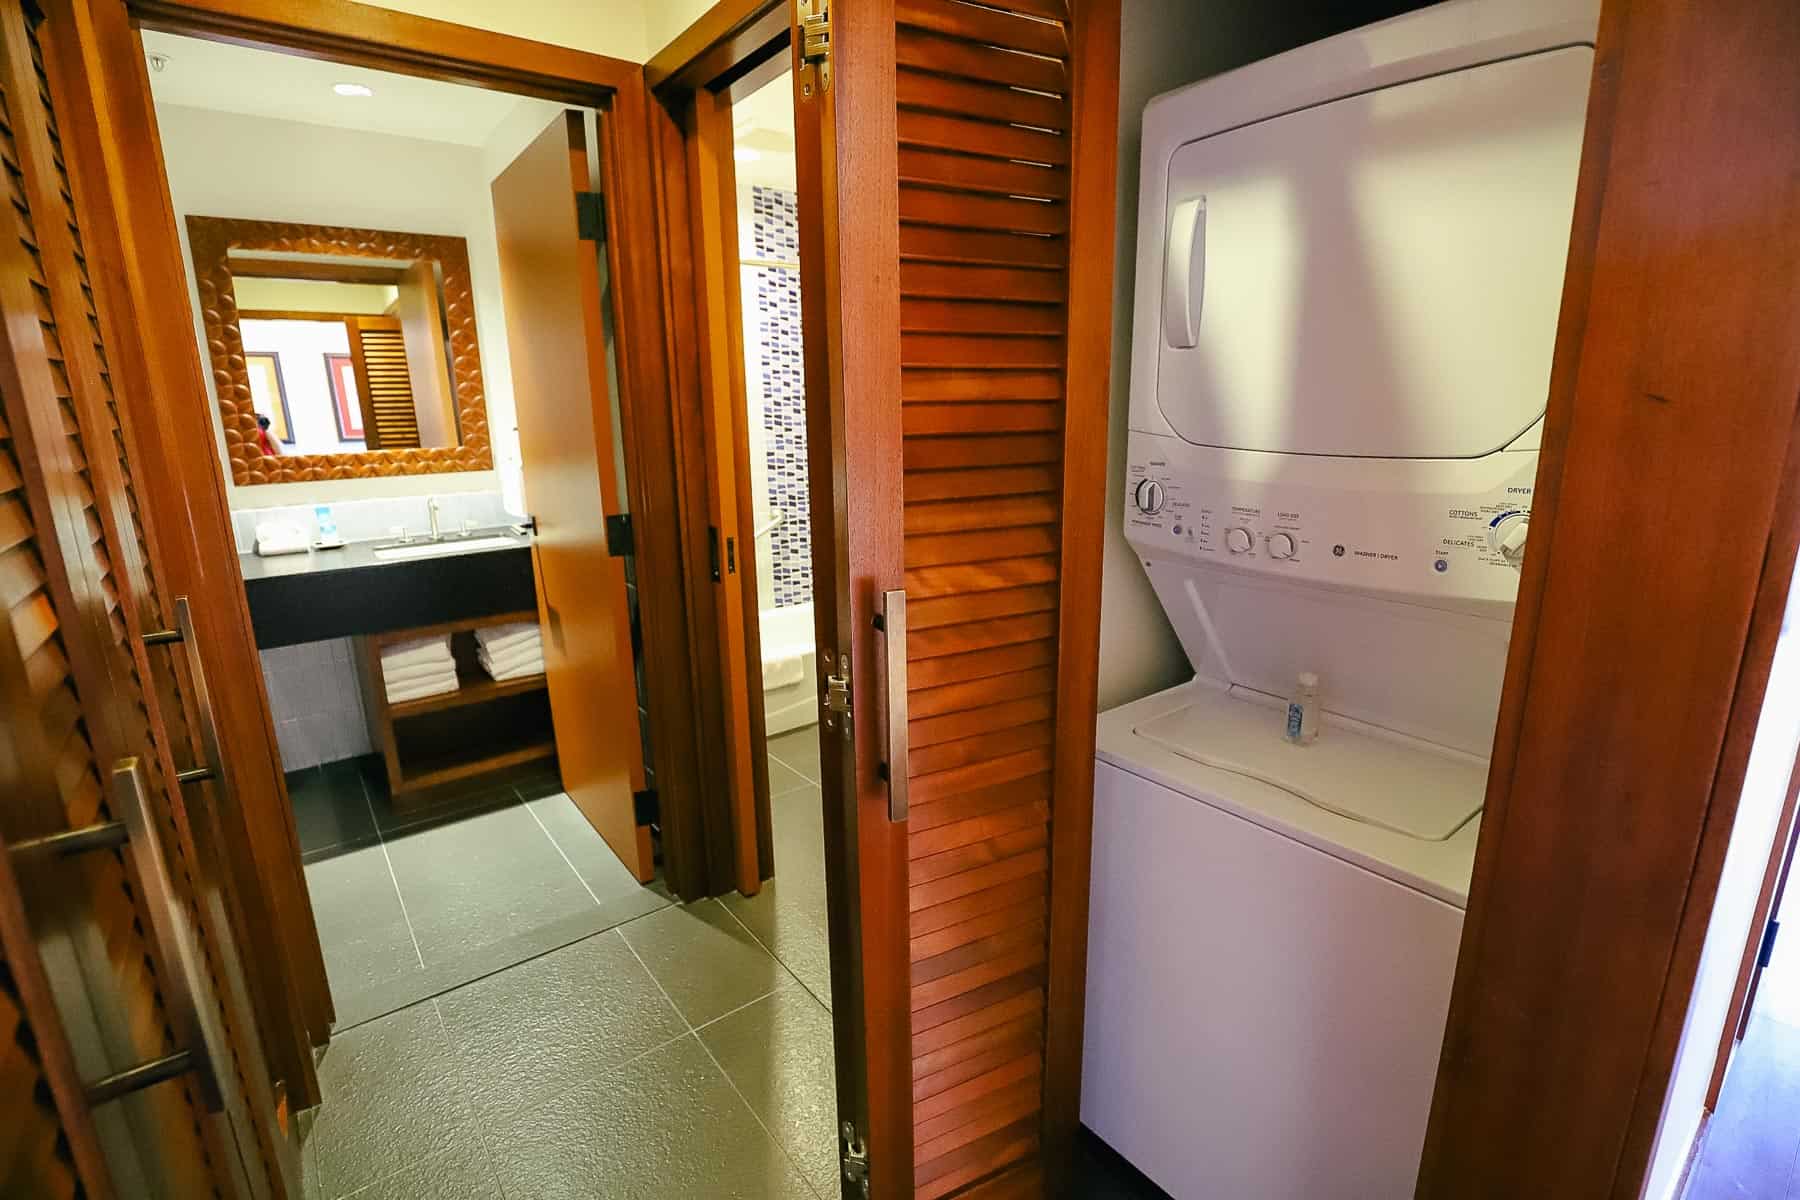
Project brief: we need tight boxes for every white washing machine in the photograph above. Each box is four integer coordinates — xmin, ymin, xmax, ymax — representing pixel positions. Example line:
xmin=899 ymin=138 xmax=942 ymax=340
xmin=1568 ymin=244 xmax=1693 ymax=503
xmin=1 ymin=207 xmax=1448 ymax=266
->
xmin=1082 ymin=1 xmax=1598 ymax=1196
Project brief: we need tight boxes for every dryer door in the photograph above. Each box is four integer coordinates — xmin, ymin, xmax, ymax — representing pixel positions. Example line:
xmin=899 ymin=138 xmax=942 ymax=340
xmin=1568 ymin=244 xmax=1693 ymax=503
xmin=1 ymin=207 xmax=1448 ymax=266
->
xmin=1156 ymin=45 xmax=1591 ymax=459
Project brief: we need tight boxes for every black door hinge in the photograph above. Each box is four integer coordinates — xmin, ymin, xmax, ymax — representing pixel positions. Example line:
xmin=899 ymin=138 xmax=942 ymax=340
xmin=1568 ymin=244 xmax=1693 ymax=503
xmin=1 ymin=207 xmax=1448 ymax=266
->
xmin=605 ymin=513 xmax=634 ymax=557
xmin=1760 ymin=917 xmax=1782 ymax=969
xmin=576 ymin=191 xmax=606 ymax=241
xmin=707 ymin=526 xmax=721 ymax=582
xmin=633 ymin=789 xmax=659 ymax=825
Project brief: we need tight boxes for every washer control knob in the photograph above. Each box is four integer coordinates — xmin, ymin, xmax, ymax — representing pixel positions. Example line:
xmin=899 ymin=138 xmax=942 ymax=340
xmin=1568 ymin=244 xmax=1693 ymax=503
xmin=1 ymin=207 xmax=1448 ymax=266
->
xmin=1488 ymin=511 xmax=1529 ymax=569
xmin=1268 ymin=532 xmax=1296 ymax=560
xmin=1134 ymin=479 xmax=1165 ymax=515
xmin=1225 ymin=527 xmax=1254 ymax=554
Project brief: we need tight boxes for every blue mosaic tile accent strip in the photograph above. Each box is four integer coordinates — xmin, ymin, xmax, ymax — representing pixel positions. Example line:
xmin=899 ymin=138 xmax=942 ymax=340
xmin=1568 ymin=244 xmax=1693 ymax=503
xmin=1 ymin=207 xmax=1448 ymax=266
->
xmin=751 ymin=186 xmax=811 ymax=609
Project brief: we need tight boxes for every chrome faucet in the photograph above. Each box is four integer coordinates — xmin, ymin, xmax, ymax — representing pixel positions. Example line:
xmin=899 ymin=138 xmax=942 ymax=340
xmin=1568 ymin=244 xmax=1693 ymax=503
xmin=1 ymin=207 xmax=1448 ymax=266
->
xmin=427 ymin=497 xmax=442 ymax=542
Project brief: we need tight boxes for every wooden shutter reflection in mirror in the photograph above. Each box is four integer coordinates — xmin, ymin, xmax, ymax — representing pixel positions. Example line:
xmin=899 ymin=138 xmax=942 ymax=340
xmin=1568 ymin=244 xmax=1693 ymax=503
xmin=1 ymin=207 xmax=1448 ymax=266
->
xmin=347 ymin=317 xmax=422 ymax=450
xmin=0 ymin=3 xmax=286 ymax=1194
xmin=891 ymin=0 xmax=1116 ymax=1196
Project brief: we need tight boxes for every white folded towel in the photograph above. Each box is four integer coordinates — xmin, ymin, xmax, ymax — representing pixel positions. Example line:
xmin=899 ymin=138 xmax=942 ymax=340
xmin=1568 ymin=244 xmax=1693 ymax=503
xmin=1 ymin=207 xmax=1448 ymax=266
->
xmin=382 ymin=658 xmax=457 ymax=687
xmin=478 ymin=648 xmax=544 ymax=681
xmin=380 ymin=635 xmax=454 ymax=671
xmin=385 ymin=669 xmax=459 ymax=703
xmin=474 ymin=623 xmax=540 ymax=654
xmin=478 ymin=641 xmax=544 ymax=674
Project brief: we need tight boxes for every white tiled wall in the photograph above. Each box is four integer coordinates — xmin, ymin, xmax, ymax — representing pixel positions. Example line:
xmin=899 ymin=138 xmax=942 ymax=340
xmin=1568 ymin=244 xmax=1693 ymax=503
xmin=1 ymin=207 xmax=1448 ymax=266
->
xmin=260 ymin=638 xmax=371 ymax=772
xmin=231 ymin=491 xmax=516 ymax=553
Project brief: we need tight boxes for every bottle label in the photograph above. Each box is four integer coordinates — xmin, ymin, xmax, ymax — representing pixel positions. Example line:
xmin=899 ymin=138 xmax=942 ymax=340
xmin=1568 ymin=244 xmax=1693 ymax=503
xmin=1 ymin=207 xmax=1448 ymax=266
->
xmin=1286 ymin=702 xmax=1303 ymax=739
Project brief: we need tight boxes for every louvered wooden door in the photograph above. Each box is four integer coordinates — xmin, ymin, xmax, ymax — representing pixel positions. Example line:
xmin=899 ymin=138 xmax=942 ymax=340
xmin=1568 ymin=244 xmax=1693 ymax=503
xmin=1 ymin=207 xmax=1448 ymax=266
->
xmin=0 ymin=1 xmax=293 ymax=1194
xmin=792 ymin=0 xmax=1118 ymax=1194
xmin=347 ymin=316 xmax=422 ymax=450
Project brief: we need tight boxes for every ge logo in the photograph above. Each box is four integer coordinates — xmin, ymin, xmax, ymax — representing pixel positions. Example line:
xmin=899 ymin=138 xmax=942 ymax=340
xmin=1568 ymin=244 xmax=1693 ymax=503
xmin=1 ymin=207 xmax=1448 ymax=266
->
xmin=1332 ymin=545 xmax=1346 ymax=557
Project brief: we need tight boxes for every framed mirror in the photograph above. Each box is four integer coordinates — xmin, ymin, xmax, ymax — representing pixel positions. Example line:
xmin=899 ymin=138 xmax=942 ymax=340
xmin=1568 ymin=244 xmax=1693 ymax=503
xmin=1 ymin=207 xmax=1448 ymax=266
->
xmin=187 ymin=216 xmax=494 ymax=485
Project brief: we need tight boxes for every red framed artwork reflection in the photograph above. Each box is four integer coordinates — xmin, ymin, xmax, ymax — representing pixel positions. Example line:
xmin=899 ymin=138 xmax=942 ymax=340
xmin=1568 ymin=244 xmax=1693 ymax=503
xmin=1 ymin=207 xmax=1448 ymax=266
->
xmin=325 ymin=352 xmax=365 ymax=442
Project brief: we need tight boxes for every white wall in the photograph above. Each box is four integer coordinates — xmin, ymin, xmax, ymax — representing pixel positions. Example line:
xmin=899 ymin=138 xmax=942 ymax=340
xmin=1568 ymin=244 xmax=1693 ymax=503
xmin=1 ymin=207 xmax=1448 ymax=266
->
xmin=157 ymin=103 xmax=520 ymax=508
xmin=1641 ymin=563 xmax=1800 ymax=1199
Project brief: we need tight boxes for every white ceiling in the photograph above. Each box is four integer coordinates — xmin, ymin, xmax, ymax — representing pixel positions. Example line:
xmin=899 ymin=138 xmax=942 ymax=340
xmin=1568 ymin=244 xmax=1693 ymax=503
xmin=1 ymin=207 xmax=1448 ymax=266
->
xmin=141 ymin=30 xmax=555 ymax=147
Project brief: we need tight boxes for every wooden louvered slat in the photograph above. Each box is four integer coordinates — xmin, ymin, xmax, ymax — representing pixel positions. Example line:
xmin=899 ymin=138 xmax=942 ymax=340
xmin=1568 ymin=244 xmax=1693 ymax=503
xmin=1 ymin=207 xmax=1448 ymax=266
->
xmin=908 ymin=583 xmax=1057 ymax=631
xmin=905 ymin=497 xmax=1059 ymax=537
xmin=902 ymin=299 xmax=1064 ymax=335
xmin=911 ymin=826 xmax=1049 ymax=888
xmin=913 ymin=1014 xmax=1044 ymax=1098
xmin=907 ymin=640 xmax=1057 ymax=689
xmin=911 ymin=721 xmax=1054 ymax=777
xmin=916 ymin=1121 xmax=1039 ymax=1200
xmin=909 ymin=774 xmax=1054 ymax=832
xmin=896 ymin=0 xmax=1069 ymax=59
xmin=906 ymin=526 xmax=1059 ymax=568
xmin=911 ymin=694 xmax=1056 ymax=754
xmin=896 ymin=69 xmax=1068 ymax=133
xmin=915 ymin=1056 xmax=1042 ymax=1129
xmin=902 ymin=334 xmax=1065 ymax=370
xmin=905 ymin=465 xmax=1060 ymax=503
xmin=902 ymin=262 xmax=1067 ymax=306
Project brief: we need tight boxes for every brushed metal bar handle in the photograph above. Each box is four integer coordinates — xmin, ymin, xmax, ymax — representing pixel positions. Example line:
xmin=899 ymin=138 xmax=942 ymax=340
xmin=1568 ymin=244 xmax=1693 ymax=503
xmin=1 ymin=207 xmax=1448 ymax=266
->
xmin=171 ymin=597 xmax=225 ymax=789
xmin=108 ymin=757 xmax=224 ymax=1112
xmin=879 ymin=588 xmax=908 ymax=823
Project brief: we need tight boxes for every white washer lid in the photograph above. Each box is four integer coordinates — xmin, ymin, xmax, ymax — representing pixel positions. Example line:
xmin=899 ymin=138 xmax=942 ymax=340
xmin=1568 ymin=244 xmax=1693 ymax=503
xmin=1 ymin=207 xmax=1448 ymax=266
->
xmin=1134 ymin=687 xmax=1486 ymax=841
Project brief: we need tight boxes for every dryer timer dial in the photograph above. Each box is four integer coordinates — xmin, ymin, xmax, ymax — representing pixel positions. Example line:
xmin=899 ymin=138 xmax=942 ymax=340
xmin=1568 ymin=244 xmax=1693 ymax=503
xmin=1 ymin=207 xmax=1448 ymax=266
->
xmin=1134 ymin=479 xmax=1166 ymax=515
xmin=1488 ymin=511 xmax=1529 ymax=569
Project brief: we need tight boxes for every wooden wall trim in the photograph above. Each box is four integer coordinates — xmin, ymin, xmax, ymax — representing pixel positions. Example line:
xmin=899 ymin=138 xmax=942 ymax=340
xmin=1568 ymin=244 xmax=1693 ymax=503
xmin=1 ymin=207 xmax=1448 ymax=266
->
xmin=186 ymin=215 xmax=493 ymax=485
xmin=1041 ymin=0 xmax=1119 ymax=1158
xmin=643 ymin=0 xmax=786 ymax=94
xmin=1418 ymin=1 xmax=1800 ymax=1194
xmin=605 ymin=71 xmax=719 ymax=902
xmin=129 ymin=0 xmax=635 ymax=102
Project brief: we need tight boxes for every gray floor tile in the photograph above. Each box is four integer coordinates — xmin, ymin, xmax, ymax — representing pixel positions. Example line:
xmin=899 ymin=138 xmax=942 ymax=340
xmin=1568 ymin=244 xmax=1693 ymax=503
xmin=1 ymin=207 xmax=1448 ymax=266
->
xmin=310 ymin=1003 xmax=477 ymax=1199
xmin=527 ymin=793 xmax=672 ymax=929
xmin=437 ymin=930 xmax=687 ymax=1123
xmin=619 ymin=901 xmax=796 ymax=1027
xmin=304 ymin=846 xmax=422 ymax=1005
xmin=767 ymin=727 xmax=821 ymax=784
xmin=339 ymin=1138 xmax=506 ymax=1199
xmin=383 ymin=803 xmax=596 ymax=965
xmin=766 ymin=755 xmax=812 ymax=798
xmin=290 ymin=761 xmax=378 ymax=860
xmin=771 ymin=787 xmax=827 ymax=879
xmin=719 ymin=880 xmax=834 ymax=1011
xmin=699 ymin=988 xmax=840 ymax=1199
xmin=480 ymin=1033 xmax=815 ymax=1200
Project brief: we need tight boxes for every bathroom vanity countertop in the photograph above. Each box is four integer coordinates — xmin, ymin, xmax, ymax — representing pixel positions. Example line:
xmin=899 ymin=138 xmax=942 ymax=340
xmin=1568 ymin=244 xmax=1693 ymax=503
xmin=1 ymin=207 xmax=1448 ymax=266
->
xmin=239 ymin=530 xmax=538 ymax=648
xmin=237 ymin=527 xmax=531 ymax=581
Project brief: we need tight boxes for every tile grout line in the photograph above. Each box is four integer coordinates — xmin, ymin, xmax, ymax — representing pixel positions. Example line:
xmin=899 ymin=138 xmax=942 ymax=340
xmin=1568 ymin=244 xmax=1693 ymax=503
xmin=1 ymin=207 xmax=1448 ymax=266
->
xmin=767 ymin=737 xmax=822 ymax=788
xmin=629 ymin=901 xmax=827 ymax=1200
xmin=716 ymin=883 xmax=835 ymax=1016
xmin=359 ymin=770 xmax=426 ymax=970
xmin=521 ymin=788 xmax=605 ymax=908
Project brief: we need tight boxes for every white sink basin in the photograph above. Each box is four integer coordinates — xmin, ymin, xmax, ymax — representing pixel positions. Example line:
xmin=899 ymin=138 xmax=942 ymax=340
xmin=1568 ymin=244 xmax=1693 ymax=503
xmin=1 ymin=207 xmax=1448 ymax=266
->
xmin=372 ymin=535 xmax=520 ymax=562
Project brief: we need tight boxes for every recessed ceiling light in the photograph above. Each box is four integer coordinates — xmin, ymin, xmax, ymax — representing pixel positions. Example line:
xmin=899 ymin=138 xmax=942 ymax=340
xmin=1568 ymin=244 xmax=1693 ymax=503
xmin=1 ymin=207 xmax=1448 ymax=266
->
xmin=333 ymin=82 xmax=373 ymax=98
xmin=734 ymin=147 xmax=761 ymax=163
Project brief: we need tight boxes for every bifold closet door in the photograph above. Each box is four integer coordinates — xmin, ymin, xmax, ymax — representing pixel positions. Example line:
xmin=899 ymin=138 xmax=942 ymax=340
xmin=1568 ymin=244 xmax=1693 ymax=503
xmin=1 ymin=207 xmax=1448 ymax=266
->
xmin=0 ymin=0 xmax=295 ymax=1194
xmin=792 ymin=0 xmax=1119 ymax=1194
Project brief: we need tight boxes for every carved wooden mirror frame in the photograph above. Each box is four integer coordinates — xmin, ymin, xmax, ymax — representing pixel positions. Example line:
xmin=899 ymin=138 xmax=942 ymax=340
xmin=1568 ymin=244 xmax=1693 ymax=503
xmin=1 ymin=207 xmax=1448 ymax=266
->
xmin=187 ymin=215 xmax=494 ymax=485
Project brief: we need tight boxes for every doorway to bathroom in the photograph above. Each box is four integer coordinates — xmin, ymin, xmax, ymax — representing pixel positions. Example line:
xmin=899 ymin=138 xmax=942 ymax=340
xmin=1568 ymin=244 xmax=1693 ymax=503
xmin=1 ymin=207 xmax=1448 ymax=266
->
xmin=133 ymin=24 xmax=842 ymax=1197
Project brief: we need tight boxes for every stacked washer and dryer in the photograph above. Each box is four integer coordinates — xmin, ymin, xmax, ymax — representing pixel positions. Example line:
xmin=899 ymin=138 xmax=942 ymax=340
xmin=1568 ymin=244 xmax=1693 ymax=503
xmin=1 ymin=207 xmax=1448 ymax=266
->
xmin=1082 ymin=2 xmax=1599 ymax=1196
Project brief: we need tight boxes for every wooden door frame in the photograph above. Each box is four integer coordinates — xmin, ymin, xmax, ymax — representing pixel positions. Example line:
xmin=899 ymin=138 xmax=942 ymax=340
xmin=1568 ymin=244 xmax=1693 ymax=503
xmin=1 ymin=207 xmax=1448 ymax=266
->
xmin=644 ymin=0 xmax=794 ymax=904
xmin=51 ymin=0 xmax=719 ymax=1115
xmin=1417 ymin=0 xmax=1800 ymax=1194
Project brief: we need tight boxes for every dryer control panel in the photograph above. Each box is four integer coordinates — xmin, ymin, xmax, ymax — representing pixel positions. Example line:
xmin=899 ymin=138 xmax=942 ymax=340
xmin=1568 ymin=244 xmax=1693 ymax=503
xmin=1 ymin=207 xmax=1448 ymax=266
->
xmin=1125 ymin=431 xmax=1534 ymax=611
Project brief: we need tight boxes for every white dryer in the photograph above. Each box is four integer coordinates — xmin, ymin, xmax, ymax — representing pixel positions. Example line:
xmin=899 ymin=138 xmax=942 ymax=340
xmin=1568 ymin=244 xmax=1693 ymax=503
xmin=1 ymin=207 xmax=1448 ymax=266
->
xmin=1082 ymin=1 xmax=1598 ymax=1196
